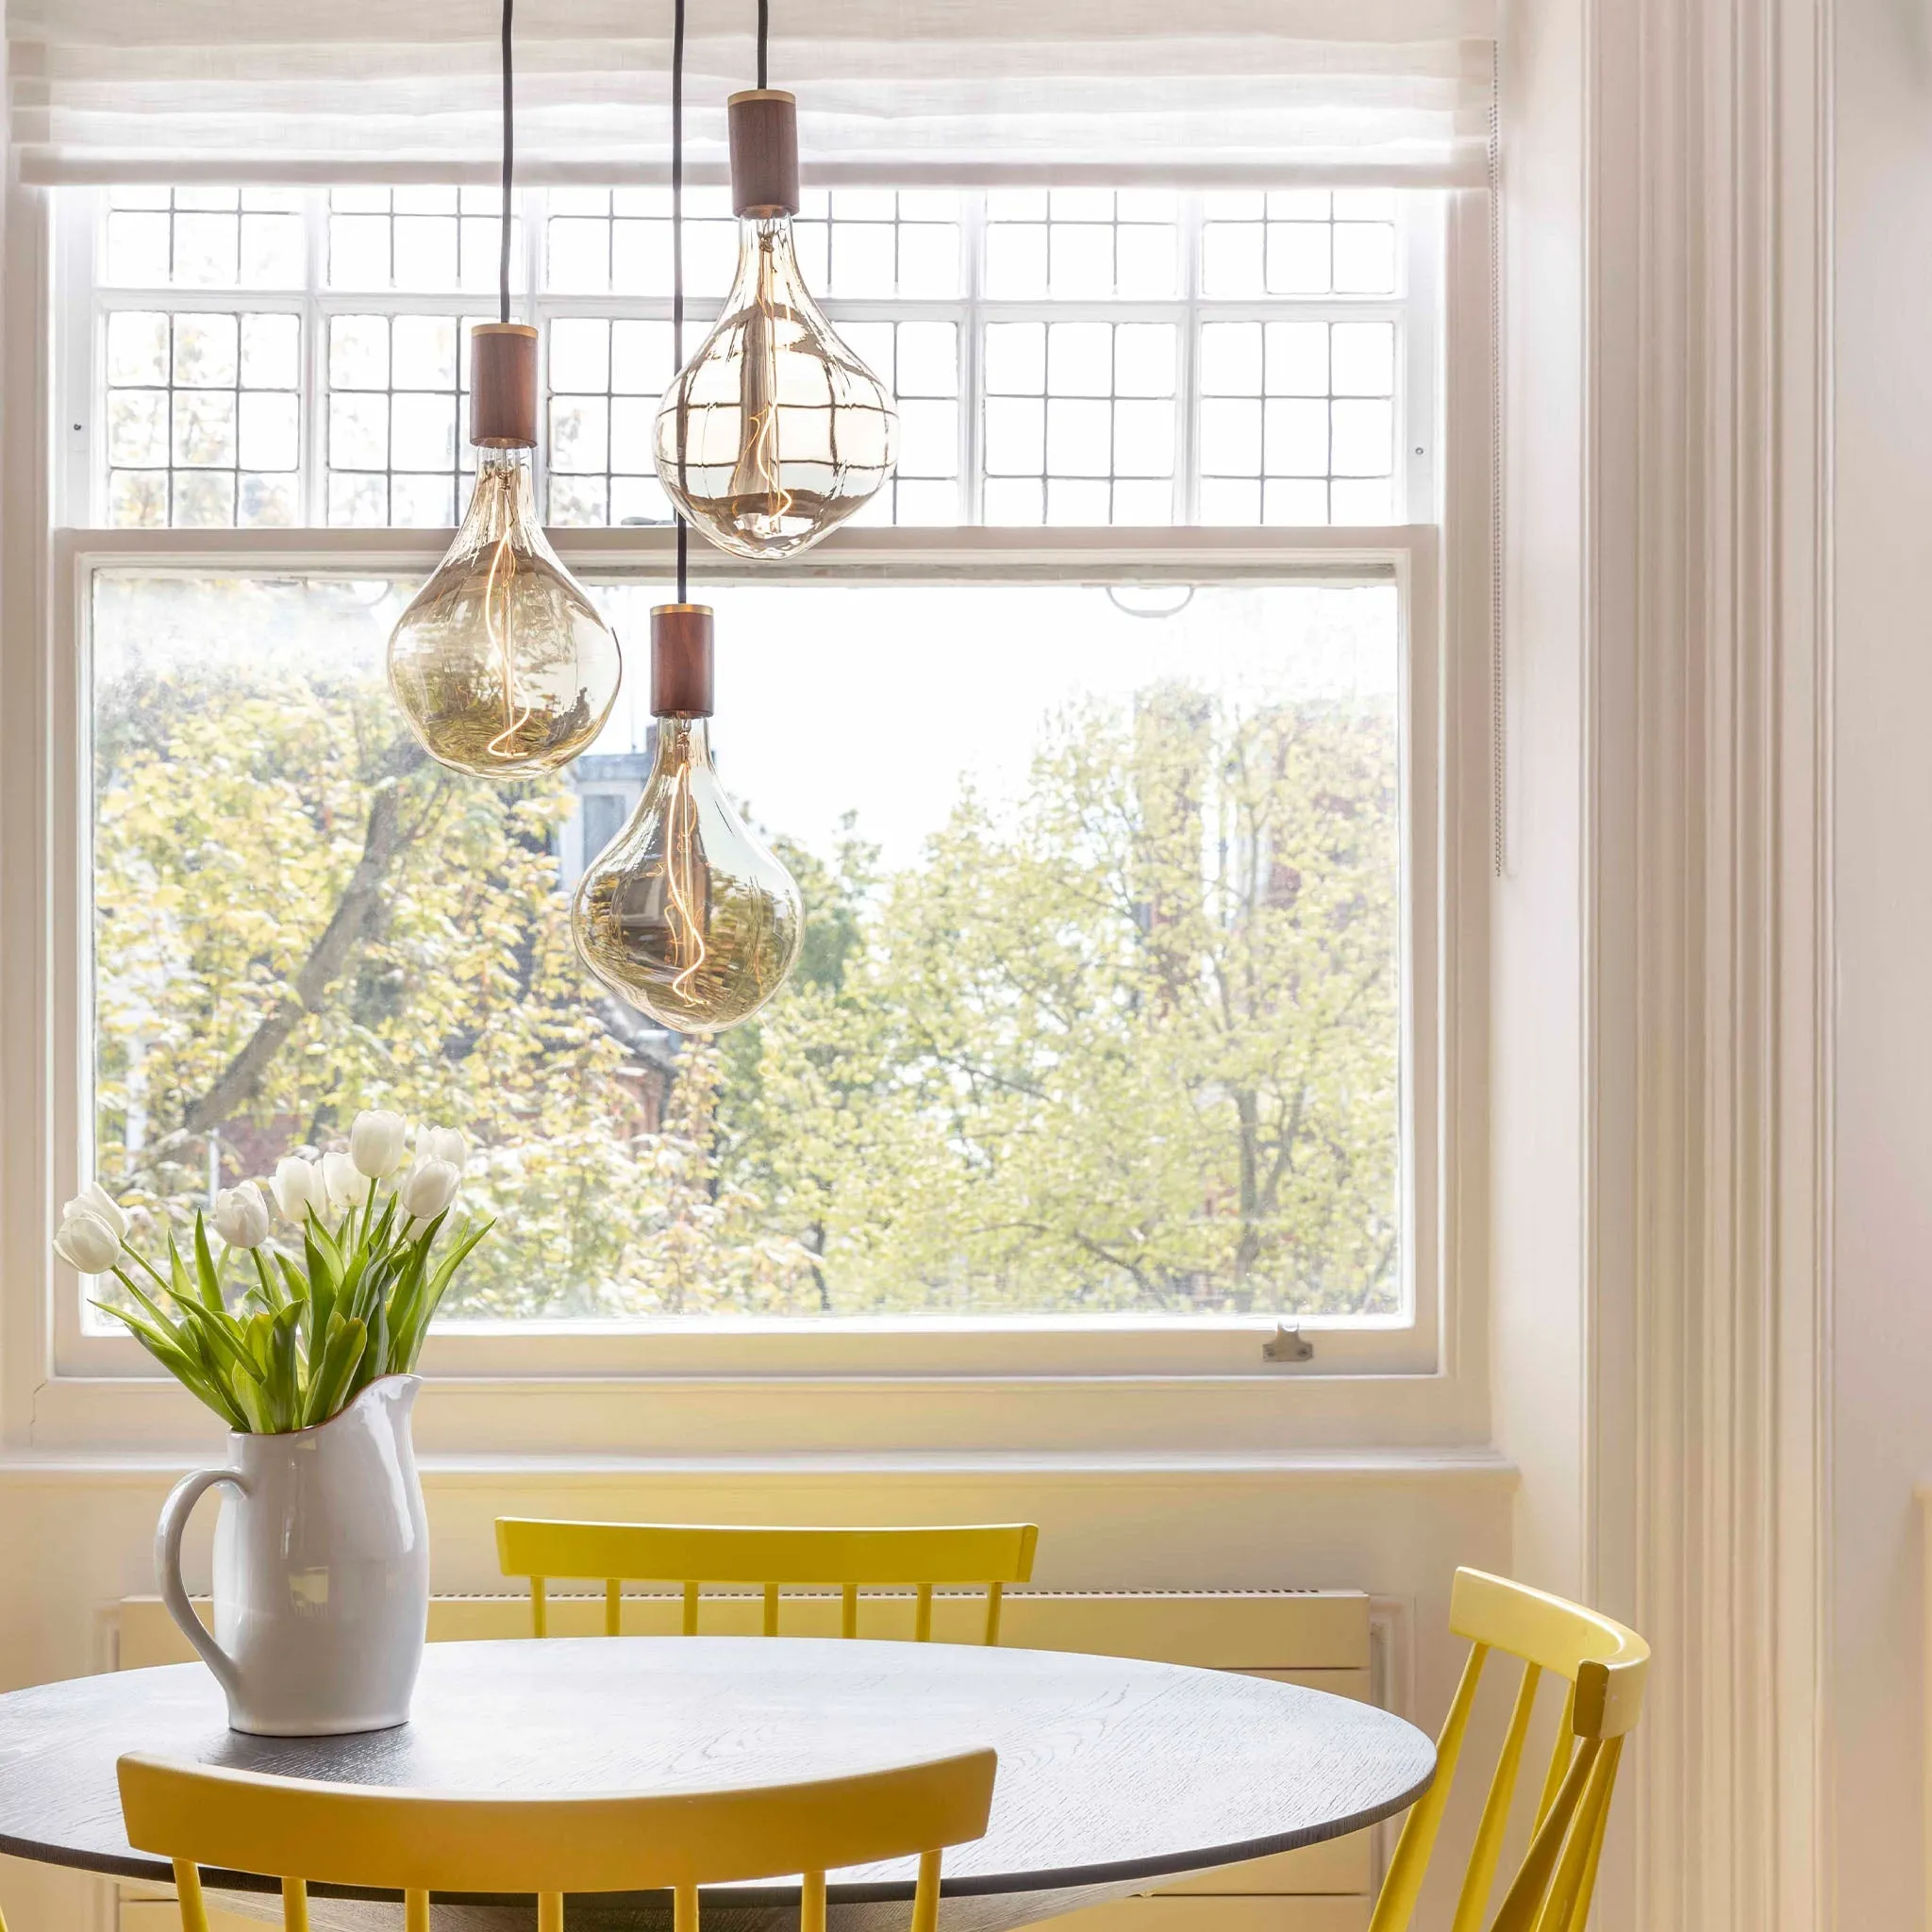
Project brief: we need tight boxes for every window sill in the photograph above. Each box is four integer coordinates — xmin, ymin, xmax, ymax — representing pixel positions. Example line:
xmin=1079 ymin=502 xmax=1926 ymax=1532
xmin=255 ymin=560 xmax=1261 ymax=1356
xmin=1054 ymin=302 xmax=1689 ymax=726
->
xmin=15 ymin=1363 xmax=1489 ymax=1457
xmin=0 ymin=1441 xmax=1520 ymax=1489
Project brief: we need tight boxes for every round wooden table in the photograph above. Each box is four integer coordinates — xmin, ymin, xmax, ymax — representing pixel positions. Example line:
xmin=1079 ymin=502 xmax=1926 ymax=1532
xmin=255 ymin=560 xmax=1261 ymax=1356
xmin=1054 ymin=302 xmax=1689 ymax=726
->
xmin=0 ymin=1638 xmax=1433 ymax=1932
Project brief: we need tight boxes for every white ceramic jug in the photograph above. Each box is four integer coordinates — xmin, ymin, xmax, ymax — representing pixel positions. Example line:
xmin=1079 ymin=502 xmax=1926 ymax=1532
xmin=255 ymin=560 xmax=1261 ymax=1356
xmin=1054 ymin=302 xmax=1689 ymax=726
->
xmin=156 ymin=1374 xmax=430 ymax=1736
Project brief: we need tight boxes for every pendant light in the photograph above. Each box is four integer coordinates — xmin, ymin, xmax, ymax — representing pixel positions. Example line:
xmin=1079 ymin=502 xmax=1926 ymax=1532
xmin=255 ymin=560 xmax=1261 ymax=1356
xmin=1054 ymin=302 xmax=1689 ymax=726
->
xmin=573 ymin=606 xmax=803 ymax=1029
xmin=387 ymin=0 xmax=623 ymax=777
xmin=652 ymin=4 xmax=897 ymax=558
xmin=571 ymin=0 xmax=804 ymax=1032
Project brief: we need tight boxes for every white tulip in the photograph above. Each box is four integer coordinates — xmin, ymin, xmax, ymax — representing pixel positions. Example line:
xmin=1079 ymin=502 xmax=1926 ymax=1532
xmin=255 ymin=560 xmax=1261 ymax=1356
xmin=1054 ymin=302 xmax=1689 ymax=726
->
xmin=54 ymin=1209 xmax=121 ymax=1274
xmin=398 ymin=1158 xmax=460 ymax=1224
xmin=271 ymin=1155 xmax=324 ymax=1223
xmin=322 ymin=1150 xmax=373 ymax=1213
xmin=349 ymin=1108 xmax=409 ymax=1178
xmin=62 ymin=1182 xmax=127 ymax=1243
xmin=212 ymin=1181 xmax=272 ymax=1251
xmin=416 ymin=1125 xmax=468 ymax=1173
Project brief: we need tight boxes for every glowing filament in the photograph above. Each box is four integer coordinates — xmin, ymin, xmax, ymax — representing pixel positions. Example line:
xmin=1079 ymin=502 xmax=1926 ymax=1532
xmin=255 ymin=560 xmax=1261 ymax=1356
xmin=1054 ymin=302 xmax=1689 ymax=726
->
xmin=664 ymin=755 xmax=707 ymax=998
xmin=481 ymin=513 xmax=533 ymax=761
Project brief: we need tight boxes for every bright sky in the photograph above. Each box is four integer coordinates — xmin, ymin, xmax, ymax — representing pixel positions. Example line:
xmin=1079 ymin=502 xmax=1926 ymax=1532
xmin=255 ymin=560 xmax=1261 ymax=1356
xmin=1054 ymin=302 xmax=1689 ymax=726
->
xmin=591 ymin=580 xmax=1398 ymax=870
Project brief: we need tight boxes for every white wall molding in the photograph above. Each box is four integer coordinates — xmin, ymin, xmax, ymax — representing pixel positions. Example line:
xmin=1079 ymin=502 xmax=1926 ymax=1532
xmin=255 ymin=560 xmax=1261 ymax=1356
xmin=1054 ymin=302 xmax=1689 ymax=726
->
xmin=1586 ymin=1 xmax=1833 ymax=1929
xmin=1499 ymin=0 xmax=1833 ymax=1925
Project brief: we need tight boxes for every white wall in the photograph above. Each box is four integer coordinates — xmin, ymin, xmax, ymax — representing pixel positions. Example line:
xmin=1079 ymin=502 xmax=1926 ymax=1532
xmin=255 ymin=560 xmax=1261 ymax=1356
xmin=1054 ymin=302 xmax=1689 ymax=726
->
xmin=1829 ymin=1 xmax=1932 ymax=1921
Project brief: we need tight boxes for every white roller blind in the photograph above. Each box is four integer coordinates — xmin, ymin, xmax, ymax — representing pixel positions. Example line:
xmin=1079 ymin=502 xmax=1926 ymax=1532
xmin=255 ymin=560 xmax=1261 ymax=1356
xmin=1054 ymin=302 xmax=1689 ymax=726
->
xmin=9 ymin=0 xmax=1495 ymax=188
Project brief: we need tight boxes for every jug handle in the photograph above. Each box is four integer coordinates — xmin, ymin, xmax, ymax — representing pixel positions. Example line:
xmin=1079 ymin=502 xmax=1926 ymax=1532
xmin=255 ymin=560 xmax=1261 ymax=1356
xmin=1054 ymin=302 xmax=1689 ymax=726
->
xmin=155 ymin=1465 xmax=247 ymax=1705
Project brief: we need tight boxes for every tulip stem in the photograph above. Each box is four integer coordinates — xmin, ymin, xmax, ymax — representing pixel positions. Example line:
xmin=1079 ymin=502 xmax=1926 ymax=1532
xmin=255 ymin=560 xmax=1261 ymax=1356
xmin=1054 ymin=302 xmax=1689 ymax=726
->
xmin=120 ymin=1236 xmax=173 ymax=1296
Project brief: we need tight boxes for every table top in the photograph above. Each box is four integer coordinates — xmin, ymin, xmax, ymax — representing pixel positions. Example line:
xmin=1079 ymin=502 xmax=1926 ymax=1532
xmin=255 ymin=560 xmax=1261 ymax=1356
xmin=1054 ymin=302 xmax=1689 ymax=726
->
xmin=0 ymin=1637 xmax=1432 ymax=1915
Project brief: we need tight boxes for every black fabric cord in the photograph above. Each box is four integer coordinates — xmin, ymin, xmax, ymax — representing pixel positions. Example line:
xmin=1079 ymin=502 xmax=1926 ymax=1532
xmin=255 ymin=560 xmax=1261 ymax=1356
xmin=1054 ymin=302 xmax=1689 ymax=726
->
xmin=757 ymin=0 xmax=769 ymax=89
xmin=673 ymin=0 xmax=688 ymax=603
xmin=499 ymin=0 xmax=513 ymax=325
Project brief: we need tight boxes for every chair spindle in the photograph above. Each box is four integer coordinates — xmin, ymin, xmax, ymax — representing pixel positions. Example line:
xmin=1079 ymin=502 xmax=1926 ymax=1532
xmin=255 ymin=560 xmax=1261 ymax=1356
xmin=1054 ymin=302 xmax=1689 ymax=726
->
xmin=1368 ymin=1641 xmax=1488 ymax=1932
xmin=1447 ymin=1658 xmax=1541 ymax=1932
xmin=1536 ymin=1681 xmax=1576 ymax=1827
xmin=1486 ymin=1736 xmax=1601 ymax=1932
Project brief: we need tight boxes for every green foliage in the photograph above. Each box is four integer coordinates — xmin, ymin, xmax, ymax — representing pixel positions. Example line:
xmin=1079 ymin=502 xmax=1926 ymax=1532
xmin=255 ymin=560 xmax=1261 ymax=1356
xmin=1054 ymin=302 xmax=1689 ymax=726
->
xmin=93 ymin=627 xmax=1397 ymax=1323
xmin=720 ymin=686 xmax=1400 ymax=1314
xmin=94 ymin=1197 xmax=492 ymax=1433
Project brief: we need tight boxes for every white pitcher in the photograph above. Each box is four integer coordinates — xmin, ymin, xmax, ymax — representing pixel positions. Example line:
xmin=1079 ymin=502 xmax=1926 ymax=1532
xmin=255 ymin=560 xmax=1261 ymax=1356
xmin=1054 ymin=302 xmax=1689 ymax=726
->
xmin=156 ymin=1374 xmax=430 ymax=1736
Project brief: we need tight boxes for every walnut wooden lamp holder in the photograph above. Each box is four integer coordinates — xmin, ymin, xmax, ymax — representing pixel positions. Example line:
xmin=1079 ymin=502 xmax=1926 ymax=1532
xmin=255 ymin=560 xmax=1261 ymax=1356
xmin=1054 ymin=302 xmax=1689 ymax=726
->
xmin=729 ymin=89 xmax=800 ymax=216
xmin=470 ymin=322 xmax=540 ymax=449
xmin=651 ymin=606 xmax=715 ymax=717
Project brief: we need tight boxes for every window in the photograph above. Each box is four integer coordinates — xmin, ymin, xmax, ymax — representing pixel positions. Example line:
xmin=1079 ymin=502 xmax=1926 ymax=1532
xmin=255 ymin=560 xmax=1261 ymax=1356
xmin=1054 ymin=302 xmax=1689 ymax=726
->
xmin=44 ymin=178 xmax=1468 ymax=1388
xmin=59 ymin=187 xmax=1438 ymax=532
xmin=90 ymin=563 xmax=1406 ymax=1329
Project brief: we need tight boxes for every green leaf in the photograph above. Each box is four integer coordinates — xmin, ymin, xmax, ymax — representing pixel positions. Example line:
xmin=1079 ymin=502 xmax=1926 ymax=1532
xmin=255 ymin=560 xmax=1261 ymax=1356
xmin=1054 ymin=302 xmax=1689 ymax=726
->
xmin=112 ymin=1268 xmax=189 ymax=1350
xmin=267 ymin=1300 xmax=303 ymax=1430
xmin=106 ymin=1310 xmax=247 ymax=1430
xmin=166 ymin=1230 xmax=194 ymax=1308
xmin=397 ymin=1216 xmax=493 ymax=1371
xmin=244 ymin=1308 xmax=275 ymax=1376
xmin=173 ymin=1296 xmax=265 ymax=1389
xmin=304 ymin=1314 xmax=367 ymax=1427
xmin=253 ymin=1248 xmax=287 ymax=1313
xmin=192 ymin=1212 xmax=224 ymax=1311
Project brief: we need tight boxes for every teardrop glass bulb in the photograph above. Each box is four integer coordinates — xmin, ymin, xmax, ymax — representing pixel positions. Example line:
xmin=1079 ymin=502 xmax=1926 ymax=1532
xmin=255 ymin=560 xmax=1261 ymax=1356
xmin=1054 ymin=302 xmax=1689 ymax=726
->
xmin=572 ymin=609 xmax=803 ymax=1031
xmin=654 ymin=210 xmax=897 ymax=558
xmin=388 ymin=445 xmax=623 ymax=777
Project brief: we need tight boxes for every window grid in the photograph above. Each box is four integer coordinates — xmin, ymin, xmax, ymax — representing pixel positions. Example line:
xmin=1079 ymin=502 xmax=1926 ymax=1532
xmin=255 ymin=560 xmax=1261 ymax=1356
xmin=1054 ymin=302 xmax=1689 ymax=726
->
xmin=103 ymin=308 xmax=304 ymax=529
xmin=982 ymin=320 xmax=1179 ymax=526
xmin=80 ymin=188 xmax=1424 ymax=532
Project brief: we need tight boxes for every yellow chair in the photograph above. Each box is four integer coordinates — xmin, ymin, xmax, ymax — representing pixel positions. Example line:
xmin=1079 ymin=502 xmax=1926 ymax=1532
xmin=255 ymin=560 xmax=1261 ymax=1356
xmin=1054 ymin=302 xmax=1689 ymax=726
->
xmin=119 ymin=1744 xmax=997 ymax=1932
xmin=495 ymin=1519 xmax=1040 ymax=1645
xmin=1368 ymin=1567 xmax=1650 ymax=1932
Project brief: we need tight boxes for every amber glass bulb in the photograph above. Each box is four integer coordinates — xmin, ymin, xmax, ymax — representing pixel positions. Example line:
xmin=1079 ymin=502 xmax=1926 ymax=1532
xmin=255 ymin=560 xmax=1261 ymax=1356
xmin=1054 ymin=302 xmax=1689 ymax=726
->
xmin=388 ymin=447 xmax=622 ymax=777
xmin=654 ymin=213 xmax=896 ymax=558
xmin=572 ymin=660 xmax=803 ymax=1032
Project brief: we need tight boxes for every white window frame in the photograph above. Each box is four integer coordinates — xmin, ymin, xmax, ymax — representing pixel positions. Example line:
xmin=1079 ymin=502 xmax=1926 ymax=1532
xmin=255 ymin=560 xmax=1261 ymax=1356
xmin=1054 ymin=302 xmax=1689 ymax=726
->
xmin=53 ymin=188 xmax=1439 ymax=533
xmin=2 ymin=182 xmax=1493 ymax=1457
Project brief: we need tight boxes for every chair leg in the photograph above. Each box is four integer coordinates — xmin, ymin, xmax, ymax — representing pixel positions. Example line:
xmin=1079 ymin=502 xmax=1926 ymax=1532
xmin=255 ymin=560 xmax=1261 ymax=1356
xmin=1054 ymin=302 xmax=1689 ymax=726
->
xmin=282 ymin=1875 xmax=310 ymax=1932
xmin=803 ymin=1871 xmax=827 ymax=1932
xmin=406 ymin=1888 xmax=431 ymax=1932
xmin=909 ymin=1848 xmax=942 ymax=1932
xmin=174 ymin=1861 xmax=211 ymax=1932
xmin=675 ymin=1882 xmax=701 ymax=1932
xmin=540 ymin=1892 xmax=566 ymax=1932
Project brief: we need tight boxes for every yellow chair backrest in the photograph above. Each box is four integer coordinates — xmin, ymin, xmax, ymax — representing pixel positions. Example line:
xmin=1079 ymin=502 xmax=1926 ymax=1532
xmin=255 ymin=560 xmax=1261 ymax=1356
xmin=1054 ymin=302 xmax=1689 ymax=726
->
xmin=1369 ymin=1567 xmax=1650 ymax=1932
xmin=495 ymin=1519 xmax=1041 ymax=1645
xmin=120 ymin=1744 xmax=997 ymax=1932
